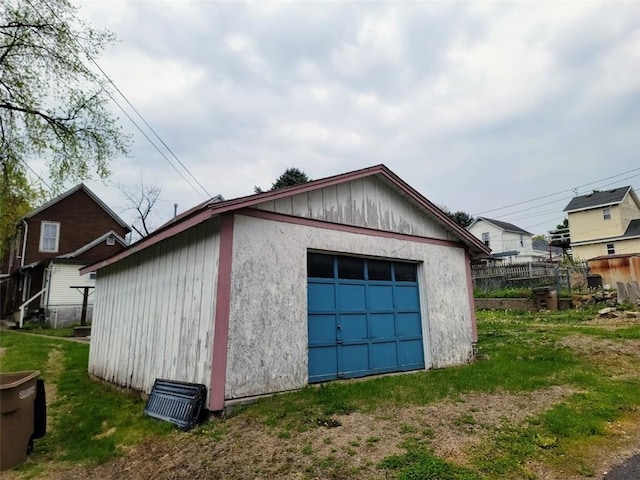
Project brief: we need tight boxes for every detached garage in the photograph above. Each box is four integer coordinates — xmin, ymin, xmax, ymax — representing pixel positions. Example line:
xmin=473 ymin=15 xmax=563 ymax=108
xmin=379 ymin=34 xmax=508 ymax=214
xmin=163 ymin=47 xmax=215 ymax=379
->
xmin=82 ymin=165 xmax=490 ymax=412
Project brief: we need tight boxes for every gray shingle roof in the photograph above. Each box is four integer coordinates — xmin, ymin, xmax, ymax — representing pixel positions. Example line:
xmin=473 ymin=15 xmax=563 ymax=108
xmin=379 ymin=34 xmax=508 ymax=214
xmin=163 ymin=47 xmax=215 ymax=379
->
xmin=624 ymin=219 xmax=640 ymax=237
xmin=532 ymin=238 xmax=564 ymax=254
xmin=476 ymin=217 xmax=532 ymax=235
xmin=563 ymin=186 xmax=631 ymax=212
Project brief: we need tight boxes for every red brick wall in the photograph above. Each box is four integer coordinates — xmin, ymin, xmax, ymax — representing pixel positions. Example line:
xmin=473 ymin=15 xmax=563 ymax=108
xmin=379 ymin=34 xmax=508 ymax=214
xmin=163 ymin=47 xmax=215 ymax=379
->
xmin=22 ymin=189 xmax=129 ymax=266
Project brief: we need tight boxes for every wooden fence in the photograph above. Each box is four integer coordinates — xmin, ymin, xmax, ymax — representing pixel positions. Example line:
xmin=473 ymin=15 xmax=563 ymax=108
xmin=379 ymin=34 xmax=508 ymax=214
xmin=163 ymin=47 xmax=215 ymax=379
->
xmin=471 ymin=262 xmax=588 ymax=292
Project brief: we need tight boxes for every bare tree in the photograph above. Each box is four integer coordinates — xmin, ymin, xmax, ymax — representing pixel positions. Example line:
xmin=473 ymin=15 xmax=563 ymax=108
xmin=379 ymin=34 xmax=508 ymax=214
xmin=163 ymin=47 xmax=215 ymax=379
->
xmin=117 ymin=177 xmax=162 ymax=240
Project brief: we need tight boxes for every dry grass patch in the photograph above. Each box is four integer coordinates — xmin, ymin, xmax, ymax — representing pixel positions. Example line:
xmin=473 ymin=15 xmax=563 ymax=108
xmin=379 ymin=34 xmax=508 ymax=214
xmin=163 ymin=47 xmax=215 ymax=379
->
xmin=559 ymin=334 xmax=640 ymax=380
xmin=31 ymin=386 xmax=578 ymax=480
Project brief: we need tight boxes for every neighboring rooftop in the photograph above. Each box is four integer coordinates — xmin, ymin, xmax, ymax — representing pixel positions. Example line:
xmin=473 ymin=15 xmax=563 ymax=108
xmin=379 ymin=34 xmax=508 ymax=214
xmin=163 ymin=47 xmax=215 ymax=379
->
xmin=470 ymin=217 xmax=532 ymax=236
xmin=623 ymin=219 xmax=640 ymax=238
xmin=23 ymin=183 xmax=131 ymax=232
xmin=532 ymin=238 xmax=563 ymax=255
xmin=563 ymin=186 xmax=632 ymax=212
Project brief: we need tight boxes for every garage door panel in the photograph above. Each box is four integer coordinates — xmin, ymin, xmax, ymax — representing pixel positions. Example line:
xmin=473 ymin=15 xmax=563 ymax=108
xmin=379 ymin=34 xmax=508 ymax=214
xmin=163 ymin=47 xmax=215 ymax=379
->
xmin=398 ymin=340 xmax=424 ymax=367
xmin=397 ymin=312 xmax=421 ymax=337
xmin=341 ymin=314 xmax=368 ymax=341
xmin=308 ymin=254 xmax=425 ymax=383
xmin=309 ymin=346 xmax=338 ymax=381
xmin=395 ymin=285 xmax=420 ymax=309
xmin=308 ymin=314 xmax=337 ymax=344
xmin=308 ymin=283 xmax=335 ymax=311
xmin=368 ymin=285 xmax=393 ymax=310
xmin=370 ymin=313 xmax=395 ymax=338
xmin=341 ymin=344 xmax=369 ymax=375
xmin=371 ymin=342 xmax=397 ymax=369
xmin=338 ymin=284 xmax=366 ymax=310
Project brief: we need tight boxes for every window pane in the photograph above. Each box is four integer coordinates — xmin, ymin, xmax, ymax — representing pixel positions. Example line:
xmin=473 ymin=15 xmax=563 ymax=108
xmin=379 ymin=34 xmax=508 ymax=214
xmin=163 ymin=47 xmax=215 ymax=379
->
xmin=394 ymin=262 xmax=417 ymax=282
xmin=337 ymin=256 xmax=364 ymax=280
xmin=367 ymin=260 xmax=391 ymax=281
xmin=308 ymin=253 xmax=334 ymax=278
xmin=44 ymin=224 xmax=56 ymax=237
xmin=41 ymin=222 xmax=58 ymax=252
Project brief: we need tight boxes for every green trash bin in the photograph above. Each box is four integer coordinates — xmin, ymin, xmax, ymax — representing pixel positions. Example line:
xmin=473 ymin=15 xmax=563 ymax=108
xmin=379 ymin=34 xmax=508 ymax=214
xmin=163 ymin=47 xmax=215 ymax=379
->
xmin=0 ymin=371 xmax=40 ymax=471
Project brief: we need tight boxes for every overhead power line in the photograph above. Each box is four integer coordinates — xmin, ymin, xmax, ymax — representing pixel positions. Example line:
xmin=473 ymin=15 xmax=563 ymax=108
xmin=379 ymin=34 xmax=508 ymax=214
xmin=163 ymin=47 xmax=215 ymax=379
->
xmin=26 ymin=0 xmax=211 ymax=199
xmin=472 ymin=167 xmax=640 ymax=216
xmin=19 ymin=158 xmax=53 ymax=192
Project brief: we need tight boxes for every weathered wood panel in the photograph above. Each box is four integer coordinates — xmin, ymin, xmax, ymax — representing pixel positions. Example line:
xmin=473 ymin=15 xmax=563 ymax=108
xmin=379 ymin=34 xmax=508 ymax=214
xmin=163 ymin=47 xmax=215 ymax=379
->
xmin=89 ymin=218 xmax=221 ymax=396
xmin=256 ymin=176 xmax=452 ymax=240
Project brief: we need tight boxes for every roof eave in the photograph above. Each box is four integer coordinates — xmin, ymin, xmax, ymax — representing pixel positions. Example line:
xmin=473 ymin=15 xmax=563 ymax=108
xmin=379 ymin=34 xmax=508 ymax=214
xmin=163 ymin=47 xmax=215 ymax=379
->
xmin=82 ymin=164 xmax=491 ymax=272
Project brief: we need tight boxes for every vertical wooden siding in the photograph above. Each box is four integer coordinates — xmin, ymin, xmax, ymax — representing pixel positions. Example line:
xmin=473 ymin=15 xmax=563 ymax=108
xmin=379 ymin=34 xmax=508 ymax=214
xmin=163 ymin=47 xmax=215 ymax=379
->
xmin=256 ymin=176 xmax=453 ymax=241
xmin=47 ymin=263 xmax=95 ymax=306
xmin=89 ymin=218 xmax=221 ymax=395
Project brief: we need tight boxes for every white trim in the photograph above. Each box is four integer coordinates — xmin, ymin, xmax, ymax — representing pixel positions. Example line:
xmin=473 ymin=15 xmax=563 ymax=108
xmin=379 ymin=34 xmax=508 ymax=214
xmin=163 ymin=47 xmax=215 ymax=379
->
xmin=56 ymin=230 xmax=127 ymax=259
xmin=39 ymin=221 xmax=60 ymax=253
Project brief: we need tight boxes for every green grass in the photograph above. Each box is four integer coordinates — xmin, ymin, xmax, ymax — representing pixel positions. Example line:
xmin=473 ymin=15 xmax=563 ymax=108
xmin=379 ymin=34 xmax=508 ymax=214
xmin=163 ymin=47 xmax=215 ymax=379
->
xmin=474 ymin=287 xmax=533 ymax=299
xmin=0 ymin=331 xmax=173 ymax=472
xmin=2 ymin=304 xmax=639 ymax=479
xmin=19 ymin=323 xmax=78 ymax=338
xmin=379 ymin=448 xmax=483 ymax=480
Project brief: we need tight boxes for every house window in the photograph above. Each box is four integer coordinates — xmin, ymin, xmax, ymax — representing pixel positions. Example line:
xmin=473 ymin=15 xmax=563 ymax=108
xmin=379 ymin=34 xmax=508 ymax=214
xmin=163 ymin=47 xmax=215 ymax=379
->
xmin=89 ymin=272 xmax=97 ymax=280
xmin=39 ymin=221 xmax=60 ymax=252
xmin=603 ymin=207 xmax=611 ymax=220
xmin=520 ymin=235 xmax=524 ymax=247
xmin=482 ymin=232 xmax=490 ymax=247
xmin=106 ymin=236 xmax=115 ymax=246
xmin=606 ymin=243 xmax=615 ymax=255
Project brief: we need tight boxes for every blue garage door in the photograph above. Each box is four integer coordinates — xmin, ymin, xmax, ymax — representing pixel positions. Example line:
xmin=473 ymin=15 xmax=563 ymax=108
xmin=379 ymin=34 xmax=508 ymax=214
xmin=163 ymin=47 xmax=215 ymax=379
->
xmin=307 ymin=253 xmax=424 ymax=383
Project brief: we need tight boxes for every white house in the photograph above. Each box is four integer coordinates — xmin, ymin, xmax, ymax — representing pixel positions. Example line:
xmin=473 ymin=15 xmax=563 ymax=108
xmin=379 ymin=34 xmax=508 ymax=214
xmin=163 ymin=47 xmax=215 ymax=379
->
xmin=82 ymin=165 xmax=490 ymax=412
xmin=467 ymin=217 xmax=551 ymax=263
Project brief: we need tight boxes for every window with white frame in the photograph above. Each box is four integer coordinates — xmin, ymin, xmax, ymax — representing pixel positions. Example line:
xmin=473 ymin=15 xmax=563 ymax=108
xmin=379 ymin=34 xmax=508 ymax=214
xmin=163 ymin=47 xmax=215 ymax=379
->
xmin=603 ymin=207 xmax=611 ymax=220
xmin=482 ymin=232 xmax=490 ymax=247
xmin=606 ymin=243 xmax=615 ymax=255
xmin=39 ymin=221 xmax=60 ymax=252
xmin=106 ymin=236 xmax=115 ymax=246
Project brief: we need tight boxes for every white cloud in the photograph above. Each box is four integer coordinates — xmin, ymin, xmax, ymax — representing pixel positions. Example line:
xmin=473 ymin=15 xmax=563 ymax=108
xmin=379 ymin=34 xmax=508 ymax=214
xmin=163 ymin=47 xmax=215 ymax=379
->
xmin=66 ymin=0 xmax=640 ymax=235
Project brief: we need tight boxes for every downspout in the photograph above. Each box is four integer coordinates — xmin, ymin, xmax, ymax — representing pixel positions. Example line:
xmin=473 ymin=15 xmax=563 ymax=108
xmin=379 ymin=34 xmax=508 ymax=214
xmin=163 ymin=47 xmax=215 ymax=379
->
xmin=44 ymin=262 xmax=53 ymax=315
xmin=20 ymin=219 xmax=28 ymax=268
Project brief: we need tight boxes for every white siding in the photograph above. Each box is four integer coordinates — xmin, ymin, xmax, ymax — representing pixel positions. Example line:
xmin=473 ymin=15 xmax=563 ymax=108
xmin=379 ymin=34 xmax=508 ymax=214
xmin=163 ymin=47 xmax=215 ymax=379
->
xmin=88 ymin=218 xmax=221 ymax=397
xmin=256 ymin=176 xmax=454 ymax=241
xmin=46 ymin=263 xmax=95 ymax=306
xmin=225 ymin=214 xmax=473 ymax=400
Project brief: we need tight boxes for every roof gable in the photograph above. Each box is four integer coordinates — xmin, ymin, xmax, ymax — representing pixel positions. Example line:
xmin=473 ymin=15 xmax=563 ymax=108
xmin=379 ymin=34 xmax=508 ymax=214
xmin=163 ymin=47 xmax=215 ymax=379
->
xmin=468 ymin=217 xmax=532 ymax=236
xmin=57 ymin=231 xmax=128 ymax=259
xmin=563 ymin=186 xmax=634 ymax=212
xmin=25 ymin=184 xmax=130 ymax=232
xmin=253 ymin=174 xmax=457 ymax=241
xmin=82 ymin=165 xmax=490 ymax=273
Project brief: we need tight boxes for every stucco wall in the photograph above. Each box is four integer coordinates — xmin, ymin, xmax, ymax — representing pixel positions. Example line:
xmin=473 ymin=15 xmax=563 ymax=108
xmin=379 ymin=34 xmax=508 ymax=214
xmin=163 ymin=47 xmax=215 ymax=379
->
xmin=225 ymin=214 xmax=473 ymax=400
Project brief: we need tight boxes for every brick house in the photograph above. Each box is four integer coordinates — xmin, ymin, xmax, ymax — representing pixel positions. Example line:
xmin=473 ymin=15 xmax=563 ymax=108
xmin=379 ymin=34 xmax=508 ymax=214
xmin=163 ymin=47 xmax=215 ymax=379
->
xmin=1 ymin=184 xmax=130 ymax=327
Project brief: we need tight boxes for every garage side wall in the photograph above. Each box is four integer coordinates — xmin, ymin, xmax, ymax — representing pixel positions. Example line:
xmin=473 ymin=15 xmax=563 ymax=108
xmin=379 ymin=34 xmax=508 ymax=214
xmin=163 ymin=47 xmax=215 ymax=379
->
xmin=225 ymin=214 xmax=473 ymax=400
xmin=89 ymin=218 xmax=221 ymax=396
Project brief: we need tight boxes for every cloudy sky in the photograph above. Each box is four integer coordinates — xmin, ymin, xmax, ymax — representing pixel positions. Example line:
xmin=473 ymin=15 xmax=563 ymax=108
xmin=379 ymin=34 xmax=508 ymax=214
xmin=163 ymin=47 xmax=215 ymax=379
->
xmin=61 ymin=0 xmax=639 ymax=236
